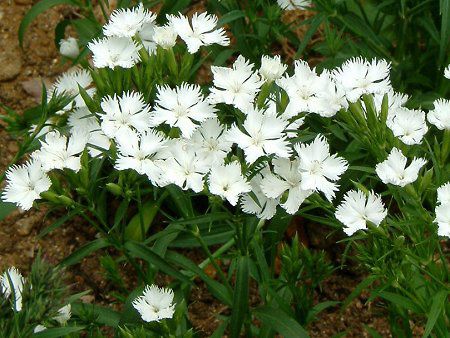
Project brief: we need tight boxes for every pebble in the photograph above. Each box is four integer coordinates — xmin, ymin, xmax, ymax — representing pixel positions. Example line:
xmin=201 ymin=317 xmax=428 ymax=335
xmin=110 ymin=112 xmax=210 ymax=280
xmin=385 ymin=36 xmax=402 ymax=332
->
xmin=16 ymin=214 xmax=40 ymax=236
xmin=0 ymin=50 xmax=22 ymax=82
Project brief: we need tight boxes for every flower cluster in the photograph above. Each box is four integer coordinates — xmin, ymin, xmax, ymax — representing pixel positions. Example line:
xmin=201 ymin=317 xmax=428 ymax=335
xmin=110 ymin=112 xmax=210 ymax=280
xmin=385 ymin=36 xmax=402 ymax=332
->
xmin=2 ymin=4 xmax=449 ymax=244
xmin=88 ymin=4 xmax=229 ymax=69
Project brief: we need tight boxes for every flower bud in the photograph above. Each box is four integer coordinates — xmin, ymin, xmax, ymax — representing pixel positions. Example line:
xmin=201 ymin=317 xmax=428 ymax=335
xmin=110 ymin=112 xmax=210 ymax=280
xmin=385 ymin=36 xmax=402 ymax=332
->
xmin=59 ymin=37 xmax=80 ymax=59
xmin=106 ymin=183 xmax=123 ymax=196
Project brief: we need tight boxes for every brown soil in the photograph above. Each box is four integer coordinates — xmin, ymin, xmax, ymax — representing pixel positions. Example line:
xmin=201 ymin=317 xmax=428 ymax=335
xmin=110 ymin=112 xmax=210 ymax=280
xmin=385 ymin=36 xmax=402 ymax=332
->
xmin=0 ymin=2 xmax=416 ymax=337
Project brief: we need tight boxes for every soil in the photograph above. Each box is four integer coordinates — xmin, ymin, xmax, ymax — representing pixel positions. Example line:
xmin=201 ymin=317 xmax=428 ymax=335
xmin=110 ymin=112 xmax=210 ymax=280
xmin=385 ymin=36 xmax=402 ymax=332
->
xmin=0 ymin=1 xmax=421 ymax=337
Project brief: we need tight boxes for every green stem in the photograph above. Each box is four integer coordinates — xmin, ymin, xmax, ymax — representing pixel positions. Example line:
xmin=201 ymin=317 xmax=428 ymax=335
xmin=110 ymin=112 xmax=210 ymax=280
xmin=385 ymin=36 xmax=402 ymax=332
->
xmin=193 ymin=227 xmax=233 ymax=292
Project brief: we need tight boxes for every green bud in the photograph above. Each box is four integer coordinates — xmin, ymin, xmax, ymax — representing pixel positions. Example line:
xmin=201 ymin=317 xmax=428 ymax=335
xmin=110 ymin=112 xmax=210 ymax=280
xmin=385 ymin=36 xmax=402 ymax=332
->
xmin=106 ymin=183 xmax=123 ymax=196
xmin=40 ymin=191 xmax=60 ymax=203
xmin=57 ymin=195 xmax=74 ymax=206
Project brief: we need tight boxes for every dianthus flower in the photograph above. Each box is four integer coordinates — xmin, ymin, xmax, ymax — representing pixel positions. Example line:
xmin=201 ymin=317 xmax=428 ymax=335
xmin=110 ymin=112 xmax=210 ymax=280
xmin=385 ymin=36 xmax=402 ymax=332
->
xmin=133 ymin=285 xmax=175 ymax=322
xmin=88 ymin=36 xmax=141 ymax=69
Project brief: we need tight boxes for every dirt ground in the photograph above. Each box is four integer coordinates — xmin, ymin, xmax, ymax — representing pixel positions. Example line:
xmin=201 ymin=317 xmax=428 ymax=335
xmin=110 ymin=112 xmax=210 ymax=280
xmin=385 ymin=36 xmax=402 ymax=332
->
xmin=0 ymin=1 xmax=423 ymax=337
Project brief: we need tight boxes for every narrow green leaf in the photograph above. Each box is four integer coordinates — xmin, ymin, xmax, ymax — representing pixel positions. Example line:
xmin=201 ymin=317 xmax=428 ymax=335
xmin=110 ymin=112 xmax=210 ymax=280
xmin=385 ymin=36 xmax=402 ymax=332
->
xmin=33 ymin=326 xmax=85 ymax=337
xmin=295 ymin=13 xmax=326 ymax=58
xmin=38 ymin=209 xmax=79 ymax=239
xmin=59 ymin=238 xmax=110 ymax=267
xmin=342 ymin=275 xmax=377 ymax=311
xmin=217 ymin=10 xmax=246 ymax=26
xmin=124 ymin=241 xmax=191 ymax=283
xmin=165 ymin=251 xmax=233 ymax=306
xmin=0 ymin=201 xmax=16 ymax=221
xmin=439 ymin=0 xmax=450 ymax=65
xmin=253 ymin=306 xmax=309 ymax=338
xmin=19 ymin=0 xmax=78 ymax=47
xmin=423 ymin=290 xmax=448 ymax=337
xmin=230 ymin=256 xmax=250 ymax=338
xmin=377 ymin=291 xmax=421 ymax=313
xmin=71 ymin=303 xmax=121 ymax=327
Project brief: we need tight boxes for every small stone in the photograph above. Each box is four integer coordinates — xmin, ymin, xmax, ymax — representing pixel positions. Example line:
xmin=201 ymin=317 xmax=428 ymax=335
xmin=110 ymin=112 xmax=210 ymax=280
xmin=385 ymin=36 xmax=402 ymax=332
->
xmin=0 ymin=51 xmax=22 ymax=82
xmin=22 ymin=78 xmax=51 ymax=102
xmin=80 ymin=295 xmax=95 ymax=303
xmin=16 ymin=214 xmax=40 ymax=236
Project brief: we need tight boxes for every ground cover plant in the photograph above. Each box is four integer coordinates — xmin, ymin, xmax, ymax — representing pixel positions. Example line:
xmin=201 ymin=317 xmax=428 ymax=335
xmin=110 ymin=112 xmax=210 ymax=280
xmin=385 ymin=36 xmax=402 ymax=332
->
xmin=0 ymin=0 xmax=449 ymax=337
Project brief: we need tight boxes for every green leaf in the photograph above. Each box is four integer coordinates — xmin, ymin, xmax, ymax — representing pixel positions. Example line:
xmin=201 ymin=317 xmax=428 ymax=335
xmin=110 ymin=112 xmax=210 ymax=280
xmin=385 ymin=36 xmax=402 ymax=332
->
xmin=295 ymin=13 xmax=326 ymax=58
xmin=38 ymin=209 xmax=79 ymax=238
xmin=364 ymin=325 xmax=383 ymax=338
xmin=0 ymin=201 xmax=16 ymax=221
xmin=230 ymin=256 xmax=250 ymax=338
xmin=71 ymin=302 xmax=121 ymax=327
xmin=19 ymin=0 xmax=78 ymax=47
xmin=253 ymin=306 xmax=309 ymax=338
xmin=439 ymin=0 xmax=450 ymax=65
xmin=377 ymin=291 xmax=421 ymax=313
xmin=342 ymin=275 xmax=377 ymax=311
xmin=217 ymin=10 xmax=246 ymax=26
xmin=33 ymin=326 xmax=85 ymax=337
xmin=423 ymin=290 xmax=448 ymax=337
xmin=165 ymin=251 xmax=233 ymax=306
xmin=124 ymin=241 xmax=191 ymax=283
xmin=59 ymin=238 xmax=110 ymax=267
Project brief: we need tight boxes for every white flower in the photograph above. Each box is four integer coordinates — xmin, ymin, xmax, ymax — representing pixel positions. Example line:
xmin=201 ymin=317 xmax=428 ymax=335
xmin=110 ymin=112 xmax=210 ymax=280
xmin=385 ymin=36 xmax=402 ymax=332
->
xmin=332 ymin=57 xmax=391 ymax=102
xmin=2 ymin=160 xmax=51 ymax=211
xmin=48 ymin=68 xmax=94 ymax=113
xmin=88 ymin=36 xmax=140 ymax=69
xmin=209 ymin=55 xmax=263 ymax=111
xmin=310 ymin=71 xmax=348 ymax=117
xmin=54 ymin=304 xmax=71 ymax=324
xmin=428 ymin=99 xmax=450 ymax=130
xmin=103 ymin=4 xmax=156 ymax=38
xmin=208 ymin=162 xmax=251 ymax=206
xmin=295 ymin=135 xmax=348 ymax=201
xmin=444 ymin=64 xmax=450 ymax=79
xmin=139 ymin=22 xmax=158 ymax=54
xmin=168 ymin=12 xmax=229 ymax=53
xmin=335 ymin=190 xmax=387 ymax=236
xmin=152 ymin=83 xmax=216 ymax=138
xmin=277 ymin=0 xmax=311 ymax=10
xmin=188 ymin=118 xmax=232 ymax=164
xmin=259 ymin=55 xmax=287 ymax=82
xmin=276 ymin=60 xmax=319 ymax=117
xmin=68 ymin=108 xmax=110 ymax=157
xmin=387 ymin=107 xmax=428 ymax=145
xmin=160 ymin=141 xmax=209 ymax=192
xmin=435 ymin=182 xmax=450 ymax=237
xmin=435 ymin=204 xmax=450 ymax=237
xmin=133 ymin=285 xmax=175 ymax=322
xmin=437 ymin=182 xmax=450 ymax=205
xmin=100 ymin=91 xmax=152 ymax=139
xmin=153 ymin=24 xmax=177 ymax=49
xmin=375 ymin=148 xmax=426 ymax=187
xmin=0 ymin=267 xmax=25 ymax=311
xmin=34 ymin=325 xmax=47 ymax=333
xmin=373 ymin=90 xmax=408 ymax=113
xmin=260 ymin=158 xmax=312 ymax=214
xmin=115 ymin=129 xmax=167 ymax=185
xmin=59 ymin=37 xmax=80 ymax=59
xmin=32 ymin=130 xmax=88 ymax=172
xmin=227 ymin=107 xmax=291 ymax=164
xmin=241 ymin=169 xmax=279 ymax=219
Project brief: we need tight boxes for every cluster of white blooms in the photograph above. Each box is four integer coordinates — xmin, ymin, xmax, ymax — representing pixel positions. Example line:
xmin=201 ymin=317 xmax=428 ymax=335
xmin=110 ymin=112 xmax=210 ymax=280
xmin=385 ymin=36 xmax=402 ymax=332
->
xmin=88 ymin=4 xmax=229 ymax=69
xmin=435 ymin=182 xmax=450 ymax=237
xmin=133 ymin=284 xmax=175 ymax=322
xmin=3 ymin=3 xmax=449 ymax=241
